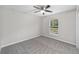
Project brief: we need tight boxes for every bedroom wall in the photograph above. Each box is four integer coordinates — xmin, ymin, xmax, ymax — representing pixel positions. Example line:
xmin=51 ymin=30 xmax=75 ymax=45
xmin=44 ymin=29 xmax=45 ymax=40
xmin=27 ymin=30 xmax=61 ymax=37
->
xmin=0 ymin=8 xmax=3 ymax=50
xmin=0 ymin=7 xmax=41 ymax=48
xmin=41 ymin=9 xmax=76 ymax=45
xmin=76 ymin=6 xmax=79 ymax=48
xmin=0 ymin=6 xmax=76 ymax=48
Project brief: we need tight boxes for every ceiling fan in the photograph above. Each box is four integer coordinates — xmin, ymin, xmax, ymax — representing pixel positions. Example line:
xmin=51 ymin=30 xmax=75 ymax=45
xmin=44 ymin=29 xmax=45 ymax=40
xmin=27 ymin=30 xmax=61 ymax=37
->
xmin=33 ymin=5 xmax=53 ymax=15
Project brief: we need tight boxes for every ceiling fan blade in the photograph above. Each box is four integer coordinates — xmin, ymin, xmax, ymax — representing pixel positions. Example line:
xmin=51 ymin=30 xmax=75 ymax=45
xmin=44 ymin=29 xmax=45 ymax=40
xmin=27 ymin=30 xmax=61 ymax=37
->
xmin=33 ymin=6 xmax=41 ymax=9
xmin=40 ymin=5 xmax=45 ymax=10
xmin=34 ymin=10 xmax=40 ymax=13
xmin=45 ymin=10 xmax=52 ymax=12
xmin=45 ymin=5 xmax=50 ymax=9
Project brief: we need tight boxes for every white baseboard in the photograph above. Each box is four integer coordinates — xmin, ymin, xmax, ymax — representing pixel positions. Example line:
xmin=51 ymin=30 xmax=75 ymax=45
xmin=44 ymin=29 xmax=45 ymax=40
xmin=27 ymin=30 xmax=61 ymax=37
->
xmin=1 ymin=34 xmax=76 ymax=49
xmin=1 ymin=35 xmax=40 ymax=48
xmin=42 ymin=35 xmax=76 ymax=46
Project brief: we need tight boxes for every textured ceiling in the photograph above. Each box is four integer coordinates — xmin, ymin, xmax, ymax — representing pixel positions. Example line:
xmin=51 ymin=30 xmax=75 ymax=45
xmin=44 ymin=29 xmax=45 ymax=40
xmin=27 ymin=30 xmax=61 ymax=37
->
xmin=0 ymin=5 xmax=76 ymax=16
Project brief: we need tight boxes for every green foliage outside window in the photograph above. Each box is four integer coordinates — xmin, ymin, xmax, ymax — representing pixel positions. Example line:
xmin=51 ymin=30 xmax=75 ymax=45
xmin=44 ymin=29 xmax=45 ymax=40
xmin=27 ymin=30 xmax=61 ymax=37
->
xmin=50 ymin=19 xmax=58 ymax=34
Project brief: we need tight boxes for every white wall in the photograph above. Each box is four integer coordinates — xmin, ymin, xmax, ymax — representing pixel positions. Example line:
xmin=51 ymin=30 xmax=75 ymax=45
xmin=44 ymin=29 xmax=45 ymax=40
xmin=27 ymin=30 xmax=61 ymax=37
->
xmin=0 ymin=6 xmax=76 ymax=48
xmin=0 ymin=7 xmax=41 ymax=48
xmin=76 ymin=6 xmax=79 ymax=48
xmin=0 ymin=8 xmax=3 ymax=51
xmin=41 ymin=10 xmax=76 ymax=45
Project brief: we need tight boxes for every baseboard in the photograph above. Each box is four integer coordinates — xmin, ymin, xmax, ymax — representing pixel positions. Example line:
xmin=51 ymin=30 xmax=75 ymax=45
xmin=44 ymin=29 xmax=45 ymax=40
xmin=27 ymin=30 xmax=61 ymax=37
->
xmin=1 ymin=34 xmax=76 ymax=49
xmin=1 ymin=35 xmax=40 ymax=48
xmin=42 ymin=35 xmax=76 ymax=46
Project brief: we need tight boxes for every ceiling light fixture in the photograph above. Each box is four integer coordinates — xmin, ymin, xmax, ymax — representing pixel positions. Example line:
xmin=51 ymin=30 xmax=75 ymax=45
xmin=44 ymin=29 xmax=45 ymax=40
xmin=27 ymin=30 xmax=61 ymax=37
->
xmin=41 ymin=10 xmax=45 ymax=15
xmin=33 ymin=5 xmax=53 ymax=15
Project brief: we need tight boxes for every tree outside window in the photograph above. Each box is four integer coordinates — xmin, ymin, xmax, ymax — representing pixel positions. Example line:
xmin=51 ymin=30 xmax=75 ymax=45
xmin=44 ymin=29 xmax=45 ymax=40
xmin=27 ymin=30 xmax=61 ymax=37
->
xmin=50 ymin=19 xmax=58 ymax=34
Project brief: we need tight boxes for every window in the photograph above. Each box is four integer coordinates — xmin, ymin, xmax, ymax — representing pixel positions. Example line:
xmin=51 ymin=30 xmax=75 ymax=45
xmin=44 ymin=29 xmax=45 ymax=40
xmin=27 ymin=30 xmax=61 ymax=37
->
xmin=50 ymin=19 xmax=58 ymax=34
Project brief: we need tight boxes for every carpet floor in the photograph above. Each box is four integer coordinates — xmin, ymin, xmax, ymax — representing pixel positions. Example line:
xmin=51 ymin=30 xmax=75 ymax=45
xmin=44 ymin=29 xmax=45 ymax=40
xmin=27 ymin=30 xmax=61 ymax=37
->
xmin=1 ymin=36 xmax=79 ymax=54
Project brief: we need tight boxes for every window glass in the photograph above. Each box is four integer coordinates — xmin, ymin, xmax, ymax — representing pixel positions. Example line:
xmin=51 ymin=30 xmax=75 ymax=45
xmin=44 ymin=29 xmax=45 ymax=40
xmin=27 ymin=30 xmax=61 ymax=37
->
xmin=50 ymin=19 xmax=58 ymax=34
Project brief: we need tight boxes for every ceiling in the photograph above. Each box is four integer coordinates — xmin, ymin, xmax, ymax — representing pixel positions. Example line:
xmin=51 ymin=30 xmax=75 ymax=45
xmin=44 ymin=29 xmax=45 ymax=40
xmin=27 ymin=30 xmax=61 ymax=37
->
xmin=1 ymin=5 xmax=76 ymax=16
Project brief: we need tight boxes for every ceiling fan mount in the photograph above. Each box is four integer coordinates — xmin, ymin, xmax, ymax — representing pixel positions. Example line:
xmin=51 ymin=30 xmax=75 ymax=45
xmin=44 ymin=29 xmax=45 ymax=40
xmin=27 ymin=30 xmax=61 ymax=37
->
xmin=33 ymin=5 xmax=52 ymax=15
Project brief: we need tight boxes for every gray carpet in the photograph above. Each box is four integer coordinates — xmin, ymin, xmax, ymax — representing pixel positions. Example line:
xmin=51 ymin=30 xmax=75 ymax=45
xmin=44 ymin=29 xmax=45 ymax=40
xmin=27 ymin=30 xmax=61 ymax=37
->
xmin=1 ymin=36 xmax=79 ymax=54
